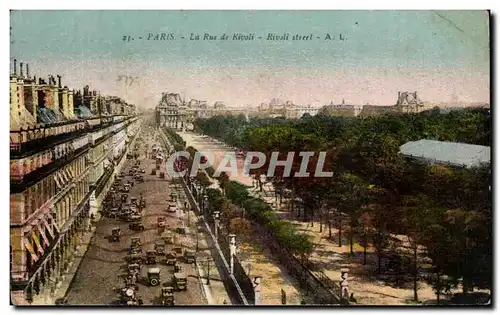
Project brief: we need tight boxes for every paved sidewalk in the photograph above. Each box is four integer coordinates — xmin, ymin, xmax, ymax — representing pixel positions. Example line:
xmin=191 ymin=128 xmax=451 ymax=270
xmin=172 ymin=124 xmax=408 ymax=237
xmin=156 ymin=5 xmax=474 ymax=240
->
xmin=30 ymin=223 xmax=97 ymax=305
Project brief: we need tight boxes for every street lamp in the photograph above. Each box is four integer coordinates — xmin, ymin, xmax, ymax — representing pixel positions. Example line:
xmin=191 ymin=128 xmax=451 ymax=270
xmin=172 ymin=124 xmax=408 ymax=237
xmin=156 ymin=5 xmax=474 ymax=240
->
xmin=206 ymin=257 xmax=212 ymax=285
xmin=213 ymin=211 xmax=220 ymax=241
xmin=202 ymin=194 xmax=208 ymax=218
xmin=196 ymin=224 xmax=199 ymax=252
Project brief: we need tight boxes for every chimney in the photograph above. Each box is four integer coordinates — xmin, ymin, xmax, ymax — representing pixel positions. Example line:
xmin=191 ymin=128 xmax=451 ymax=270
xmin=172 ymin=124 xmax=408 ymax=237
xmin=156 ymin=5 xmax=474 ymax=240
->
xmin=57 ymin=75 xmax=62 ymax=88
xmin=398 ymin=91 xmax=401 ymax=99
xmin=13 ymin=59 xmax=17 ymax=75
xmin=20 ymin=62 xmax=24 ymax=77
xmin=26 ymin=64 xmax=30 ymax=79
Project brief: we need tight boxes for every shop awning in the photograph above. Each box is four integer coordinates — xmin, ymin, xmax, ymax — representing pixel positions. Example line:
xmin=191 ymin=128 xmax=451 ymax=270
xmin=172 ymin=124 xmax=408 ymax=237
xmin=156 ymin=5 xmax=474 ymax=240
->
xmin=31 ymin=229 xmax=44 ymax=256
xmin=47 ymin=212 xmax=60 ymax=234
xmin=54 ymin=173 xmax=62 ymax=190
xmin=43 ymin=216 xmax=55 ymax=239
xmin=37 ymin=223 xmax=50 ymax=246
xmin=23 ymin=236 xmax=38 ymax=262
xmin=60 ymin=170 xmax=69 ymax=186
xmin=64 ymin=168 xmax=73 ymax=181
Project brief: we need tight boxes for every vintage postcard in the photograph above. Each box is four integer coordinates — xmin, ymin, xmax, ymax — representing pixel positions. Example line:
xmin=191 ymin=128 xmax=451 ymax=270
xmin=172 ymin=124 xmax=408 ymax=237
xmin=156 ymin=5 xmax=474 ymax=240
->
xmin=9 ymin=10 xmax=491 ymax=306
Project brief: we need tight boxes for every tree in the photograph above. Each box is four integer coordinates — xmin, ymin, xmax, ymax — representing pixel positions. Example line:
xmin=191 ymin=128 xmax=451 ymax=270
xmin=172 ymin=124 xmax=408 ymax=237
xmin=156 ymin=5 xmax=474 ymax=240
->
xmin=400 ymin=195 xmax=429 ymax=303
xmin=358 ymin=210 xmax=373 ymax=265
xmin=229 ymin=217 xmax=252 ymax=240
xmin=218 ymin=172 xmax=230 ymax=196
xmin=196 ymin=170 xmax=212 ymax=190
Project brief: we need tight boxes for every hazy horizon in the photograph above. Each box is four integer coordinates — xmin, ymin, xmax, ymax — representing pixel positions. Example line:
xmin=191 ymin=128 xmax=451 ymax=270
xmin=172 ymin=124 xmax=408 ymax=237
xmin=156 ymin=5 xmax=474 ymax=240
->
xmin=10 ymin=10 xmax=490 ymax=109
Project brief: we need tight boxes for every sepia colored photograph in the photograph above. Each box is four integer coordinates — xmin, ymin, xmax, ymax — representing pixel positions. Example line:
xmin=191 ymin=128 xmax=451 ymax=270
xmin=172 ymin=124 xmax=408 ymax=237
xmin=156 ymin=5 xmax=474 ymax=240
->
xmin=9 ymin=10 xmax=491 ymax=306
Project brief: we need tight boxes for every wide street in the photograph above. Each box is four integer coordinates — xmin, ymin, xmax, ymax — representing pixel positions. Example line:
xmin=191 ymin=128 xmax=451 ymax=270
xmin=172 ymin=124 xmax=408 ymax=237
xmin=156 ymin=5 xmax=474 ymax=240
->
xmin=65 ymin=128 xmax=207 ymax=305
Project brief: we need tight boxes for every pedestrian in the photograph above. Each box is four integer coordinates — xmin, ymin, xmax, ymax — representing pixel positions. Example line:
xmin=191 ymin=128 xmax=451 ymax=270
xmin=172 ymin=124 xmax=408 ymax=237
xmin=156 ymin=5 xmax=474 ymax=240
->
xmin=223 ymin=299 xmax=228 ymax=305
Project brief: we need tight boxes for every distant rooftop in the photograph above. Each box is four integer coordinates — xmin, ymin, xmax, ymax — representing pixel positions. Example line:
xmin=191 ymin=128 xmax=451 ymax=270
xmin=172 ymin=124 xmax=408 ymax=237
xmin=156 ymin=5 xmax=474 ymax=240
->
xmin=400 ymin=139 xmax=490 ymax=168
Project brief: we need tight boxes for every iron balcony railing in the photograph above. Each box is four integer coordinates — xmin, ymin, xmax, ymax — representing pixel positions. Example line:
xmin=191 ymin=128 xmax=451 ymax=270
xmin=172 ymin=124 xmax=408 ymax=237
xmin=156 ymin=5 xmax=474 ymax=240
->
xmin=10 ymin=115 xmax=136 ymax=158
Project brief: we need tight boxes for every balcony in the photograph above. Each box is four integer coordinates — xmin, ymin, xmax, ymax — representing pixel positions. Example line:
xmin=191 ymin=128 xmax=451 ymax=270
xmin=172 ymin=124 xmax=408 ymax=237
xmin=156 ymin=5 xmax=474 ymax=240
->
xmin=10 ymin=144 xmax=90 ymax=194
xmin=10 ymin=123 xmax=87 ymax=159
xmin=10 ymin=115 xmax=137 ymax=159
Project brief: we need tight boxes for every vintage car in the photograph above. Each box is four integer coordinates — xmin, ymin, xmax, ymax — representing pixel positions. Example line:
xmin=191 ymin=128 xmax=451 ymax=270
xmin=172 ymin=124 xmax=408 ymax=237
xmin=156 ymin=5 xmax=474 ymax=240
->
xmin=110 ymin=227 xmax=121 ymax=242
xmin=121 ymin=184 xmax=130 ymax=193
xmin=173 ymin=272 xmax=187 ymax=291
xmin=165 ymin=252 xmax=176 ymax=265
xmin=127 ymin=252 xmax=143 ymax=265
xmin=154 ymin=239 xmax=166 ymax=255
xmin=160 ymin=286 xmax=174 ymax=305
xmin=167 ymin=203 xmax=177 ymax=213
xmin=161 ymin=231 xmax=174 ymax=244
xmin=146 ymin=250 xmax=157 ymax=265
xmin=184 ymin=250 xmax=196 ymax=264
xmin=157 ymin=217 xmax=166 ymax=228
xmin=173 ymin=246 xmax=183 ymax=259
xmin=174 ymin=262 xmax=182 ymax=273
xmin=135 ymin=174 xmax=145 ymax=183
xmin=120 ymin=286 xmax=143 ymax=306
xmin=121 ymin=194 xmax=128 ymax=203
xmin=130 ymin=236 xmax=141 ymax=248
xmin=131 ymin=197 xmax=138 ymax=205
xmin=55 ymin=298 xmax=69 ymax=305
xmin=107 ymin=207 xmax=119 ymax=219
xmin=128 ymin=263 xmax=141 ymax=274
xmin=147 ymin=267 xmax=161 ymax=286
xmin=129 ymin=222 xmax=145 ymax=231
xmin=126 ymin=214 xmax=142 ymax=222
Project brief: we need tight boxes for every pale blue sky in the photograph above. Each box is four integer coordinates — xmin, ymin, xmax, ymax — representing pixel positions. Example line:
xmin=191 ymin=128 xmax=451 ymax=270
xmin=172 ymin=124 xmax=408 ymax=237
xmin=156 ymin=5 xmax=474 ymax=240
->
xmin=10 ymin=10 xmax=490 ymax=108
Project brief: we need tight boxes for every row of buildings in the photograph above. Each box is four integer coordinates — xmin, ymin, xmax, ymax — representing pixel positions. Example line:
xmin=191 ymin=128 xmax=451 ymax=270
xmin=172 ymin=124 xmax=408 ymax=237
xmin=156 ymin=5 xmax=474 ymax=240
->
xmin=10 ymin=59 xmax=143 ymax=305
xmin=155 ymin=93 xmax=250 ymax=130
xmin=270 ymin=91 xmax=427 ymax=119
xmin=154 ymin=90 xmax=490 ymax=130
xmin=155 ymin=91 xmax=431 ymax=128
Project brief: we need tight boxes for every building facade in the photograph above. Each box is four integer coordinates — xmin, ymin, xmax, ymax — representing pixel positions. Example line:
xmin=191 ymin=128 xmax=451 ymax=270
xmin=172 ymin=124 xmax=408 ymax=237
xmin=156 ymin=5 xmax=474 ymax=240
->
xmin=320 ymin=100 xmax=363 ymax=117
xmin=10 ymin=60 xmax=142 ymax=305
xmin=284 ymin=106 xmax=320 ymax=119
